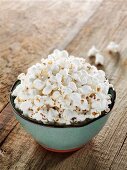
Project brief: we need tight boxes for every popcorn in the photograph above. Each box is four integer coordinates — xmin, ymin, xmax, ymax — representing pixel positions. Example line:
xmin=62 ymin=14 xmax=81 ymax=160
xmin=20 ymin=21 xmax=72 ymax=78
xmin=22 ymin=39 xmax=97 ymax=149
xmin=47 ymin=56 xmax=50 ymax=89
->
xmin=60 ymin=50 xmax=69 ymax=58
xmin=42 ymin=84 xmax=53 ymax=95
xmin=91 ymin=100 xmax=102 ymax=110
xmin=51 ymin=65 xmax=59 ymax=75
xmin=12 ymin=84 xmax=22 ymax=96
xmin=32 ymin=112 xmax=43 ymax=121
xmin=62 ymin=86 xmax=73 ymax=96
xmin=17 ymin=91 xmax=30 ymax=100
xmin=34 ymin=95 xmax=44 ymax=107
xmin=68 ymin=82 xmax=77 ymax=91
xmin=14 ymin=97 xmax=22 ymax=109
xmin=73 ymin=73 xmax=81 ymax=82
xmin=107 ymin=41 xmax=119 ymax=53
xmin=33 ymin=105 xmax=39 ymax=113
xmin=20 ymin=101 xmax=33 ymax=114
xmin=56 ymin=73 xmax=62 ymax=84
xmin=90 ymin=109 xmax=100 ymax=118
xmin=63 ymin=110 xmax=76 ymax=120
xmin=27 ymin=89 xmax=39 ymax=99
xmin=95 ymin=53 xmax=104 ymax=66
xmin=45 ymin=97 xmax=54 ymax=106
xmin=70 ymin=93 xmax=81 ymax=106
xmin=12 ymin=49 xmax=113 ymax=125
xmin=33 ymin=79 xmax=44 ymax=90
xmin=87 ymin=46 xmax=105 ymax=66
xmin=18 ymin=73 xmax=25 ymax=80
xmin=52 ymin=91 xmax=61 ymax=100
xmin=47 ymin=108 xmax=59 ymax=122
xmin=87 ymin=46 xmax=99 ymax=58
xmin=80 ymin=99 xmax=89 ymax=110
xmin=78 ymin=85 xmax=92 ymax=95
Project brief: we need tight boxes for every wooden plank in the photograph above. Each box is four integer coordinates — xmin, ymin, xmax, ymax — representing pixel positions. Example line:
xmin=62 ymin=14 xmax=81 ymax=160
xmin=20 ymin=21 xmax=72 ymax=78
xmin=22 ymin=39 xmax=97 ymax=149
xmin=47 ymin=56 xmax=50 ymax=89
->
xmin=110 ymin=136 xmax=127 ymax=170
xmin=0 ymin=104 xmax=17 ymax=145
xmin=0 ymin=0 xmax=103 ymax=112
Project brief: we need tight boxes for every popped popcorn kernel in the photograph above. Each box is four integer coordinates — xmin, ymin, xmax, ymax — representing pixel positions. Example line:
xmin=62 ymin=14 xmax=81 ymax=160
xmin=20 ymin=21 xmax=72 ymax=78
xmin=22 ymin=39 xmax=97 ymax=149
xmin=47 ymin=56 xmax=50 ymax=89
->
xmin=87 ymin=46 xmax=99 ymax=58
xmin=107 ymin=41 xmax=119 ymax=53
xmin=95 ymin=53 xmax=104 ymax=66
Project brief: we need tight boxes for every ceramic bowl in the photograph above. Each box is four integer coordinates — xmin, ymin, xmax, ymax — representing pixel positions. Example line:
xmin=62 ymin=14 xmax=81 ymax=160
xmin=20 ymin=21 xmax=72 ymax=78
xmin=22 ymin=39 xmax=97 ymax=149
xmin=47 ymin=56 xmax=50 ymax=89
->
xmin=10 ymin=80 xmax=116 ymax=152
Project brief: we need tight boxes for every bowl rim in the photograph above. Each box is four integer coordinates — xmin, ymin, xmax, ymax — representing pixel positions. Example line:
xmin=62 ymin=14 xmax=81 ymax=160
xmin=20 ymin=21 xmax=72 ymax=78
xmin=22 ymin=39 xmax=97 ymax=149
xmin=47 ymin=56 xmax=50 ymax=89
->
xmin=10 ymin=80 xmax=116 ymax=128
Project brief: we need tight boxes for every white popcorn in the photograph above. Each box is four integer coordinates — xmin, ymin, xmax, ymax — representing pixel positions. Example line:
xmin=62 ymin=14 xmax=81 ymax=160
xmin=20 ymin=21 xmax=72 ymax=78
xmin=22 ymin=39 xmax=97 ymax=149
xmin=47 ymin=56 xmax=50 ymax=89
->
xmin=45 ymin=97 xmax=54 ymax=106
xmin=81 ymin=76 xmax=87 ymax=85
xmin=76 ymin=114 xmax=86 ymax=122
xmin=27 ymin=65 xmax=37 ymax=75
xmin=47 ymin=108 xmax=59 ymax=121
xmin=35 ymin=63 xmax=44 ymax=70
xmin=107 ymin=41 xmax=119 ymax=53
xmin=73 ymin=73 xmax=81 ymax=82
xmin=68 ymin=82 xmax=77 ymax=91
xmin=80 ymin=99 xmax=89 ymax=110
xmin=60 ymin=50 xmax=69 ymax=58
xmin=32 ymin=105 xmax=38 ymax=113
xmin=64 ymin=97 xmax=71 ymax=107
xmin=17 ymin=91 xmax=29 ymax=100
xmin=14 ymin=97 xmax=22 ymax=108
xmin=32 ymin=112 xmax=43 ymax=121
xmin=92 ymin=100 xmax=102 ymax=110
xmin=78 ymin=85 xmax=92 ymax=95
xmin=12 ymin=84 xmax=22 ymax=96
xmin=48 ymin=54 xmax=54 ymax=61
xmin=56 ymin=73 xmax=62 ymax=84
xmin=12 ymin=49 xmax=113 ymax=125
xmin=18 ymin=73 xmax=25 ymax=80
xmin=53 ymin=49 xmax=69 ymax=59
xmin=53 ymin=49 xmax=61 ymax=56
xmin=51 ymin=65 xmax=59 ymax=75
xmin=42 ymin=84 xmax=53 ymax=95
xmin=20 ymin=101 xmax=33 ymax=113
xmin=62 ymin=87 xmax=73 ymax=96
xmin=87 ymin=46 xmax=99 ymax=58
xmin=63 ymin=109 xmax=76 ymax=120
xmin=95 ymin=53 xmax=104 ymax=66
xmin=90 ymin=109 xmax=100 ymax=118
xmin=33 ymin=79 xmax=44 ymax=90
xmin=71 ymin=58 xmax=81 ymax=69
xmin=52 ymin=91 xmax=61 ymax=100
xmin=70 ymin=93 xmax=81 ymax=106
xmin=27 ymin=89 xmax=39 ymax=99
xmin=34 ymin=95 xmax=44 ymax=107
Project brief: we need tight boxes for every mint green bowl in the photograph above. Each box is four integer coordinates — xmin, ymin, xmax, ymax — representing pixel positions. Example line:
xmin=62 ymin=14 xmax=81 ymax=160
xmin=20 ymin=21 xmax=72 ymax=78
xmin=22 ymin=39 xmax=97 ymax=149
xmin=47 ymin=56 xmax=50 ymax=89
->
xmin=10 ymin=81 xmax=116 ymax=152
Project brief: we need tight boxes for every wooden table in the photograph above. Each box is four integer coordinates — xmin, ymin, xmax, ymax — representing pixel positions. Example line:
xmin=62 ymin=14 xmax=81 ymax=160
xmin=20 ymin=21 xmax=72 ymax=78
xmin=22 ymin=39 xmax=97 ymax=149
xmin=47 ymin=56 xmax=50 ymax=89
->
xmin=0 ymin=0 xmax=127 ymax=169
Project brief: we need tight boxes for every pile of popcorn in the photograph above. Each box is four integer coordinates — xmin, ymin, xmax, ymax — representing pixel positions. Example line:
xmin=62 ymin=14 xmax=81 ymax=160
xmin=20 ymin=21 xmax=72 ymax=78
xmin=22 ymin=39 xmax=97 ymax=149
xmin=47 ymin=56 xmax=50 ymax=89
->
xmin=12 ymin=49 xmax=113 ymax=125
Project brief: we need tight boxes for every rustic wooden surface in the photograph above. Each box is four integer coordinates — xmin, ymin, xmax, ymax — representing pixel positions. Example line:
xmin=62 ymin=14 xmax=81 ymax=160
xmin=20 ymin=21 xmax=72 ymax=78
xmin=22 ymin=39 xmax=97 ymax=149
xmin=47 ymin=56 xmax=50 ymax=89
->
xmin=0 ymin=0 xmax=127 ymax=169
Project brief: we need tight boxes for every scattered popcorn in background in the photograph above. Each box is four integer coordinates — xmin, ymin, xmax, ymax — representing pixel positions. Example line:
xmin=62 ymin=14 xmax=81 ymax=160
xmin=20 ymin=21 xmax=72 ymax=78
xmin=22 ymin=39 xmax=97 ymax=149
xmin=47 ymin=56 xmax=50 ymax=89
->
xmin=107 ymin=41 xmax=119 ymax=54
xmin=87 ymin=46 xmax=99 ymax=58
xmin=95 ymin=53 xmax=104 ymax=66
xmin=12 ymin=49 xmax=113 ymax=125
xmin=87 ymin=46 xmax=104 ymax=66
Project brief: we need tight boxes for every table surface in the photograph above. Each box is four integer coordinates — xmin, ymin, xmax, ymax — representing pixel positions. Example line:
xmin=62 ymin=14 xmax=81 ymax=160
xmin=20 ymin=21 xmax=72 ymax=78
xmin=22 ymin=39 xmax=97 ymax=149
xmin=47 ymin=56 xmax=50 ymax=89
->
xmin=0 ymin=0 xmax=127 ymax=169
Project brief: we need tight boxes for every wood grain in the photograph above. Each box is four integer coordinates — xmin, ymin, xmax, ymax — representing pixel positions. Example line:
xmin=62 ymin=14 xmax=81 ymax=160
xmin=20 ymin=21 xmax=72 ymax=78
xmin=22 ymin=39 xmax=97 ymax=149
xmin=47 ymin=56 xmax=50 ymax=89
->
xmin=1 ymin=0 xmax=127 ymax=170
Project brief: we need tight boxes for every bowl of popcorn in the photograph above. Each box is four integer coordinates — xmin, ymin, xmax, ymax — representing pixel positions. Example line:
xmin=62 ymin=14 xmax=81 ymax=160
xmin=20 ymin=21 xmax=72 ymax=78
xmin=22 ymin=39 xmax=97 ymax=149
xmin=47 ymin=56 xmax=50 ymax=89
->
xmin=10 ymin=49 xmax=116 ymax=152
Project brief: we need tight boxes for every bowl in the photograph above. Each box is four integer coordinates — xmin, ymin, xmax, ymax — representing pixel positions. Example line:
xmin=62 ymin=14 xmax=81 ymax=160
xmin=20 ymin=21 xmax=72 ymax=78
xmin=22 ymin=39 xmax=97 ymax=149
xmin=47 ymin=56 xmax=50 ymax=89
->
xmin=10 ymin=80 xmax=116 ymax=152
